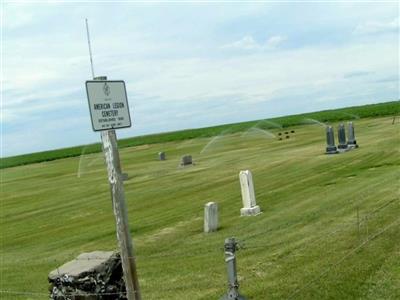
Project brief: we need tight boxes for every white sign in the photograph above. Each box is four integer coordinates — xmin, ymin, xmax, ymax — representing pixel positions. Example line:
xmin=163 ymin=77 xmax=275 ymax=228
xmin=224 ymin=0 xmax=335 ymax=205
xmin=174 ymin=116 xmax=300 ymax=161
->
xmin=85 ymin=80 xmax=132 ymax=131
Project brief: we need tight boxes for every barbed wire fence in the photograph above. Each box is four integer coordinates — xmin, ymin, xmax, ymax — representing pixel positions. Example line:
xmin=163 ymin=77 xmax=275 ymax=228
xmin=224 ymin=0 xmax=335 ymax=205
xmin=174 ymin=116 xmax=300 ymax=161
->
xmin=1 ymin=194 xmax=398 ymax=299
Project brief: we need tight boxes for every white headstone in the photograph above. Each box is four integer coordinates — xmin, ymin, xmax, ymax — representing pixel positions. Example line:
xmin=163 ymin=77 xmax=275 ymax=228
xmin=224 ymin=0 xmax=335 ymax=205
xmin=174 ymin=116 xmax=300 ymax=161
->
xmin=239 ymin=170 xmax=261 ymax=216
xmin=204 ymin=202 xmax=218 ymax=233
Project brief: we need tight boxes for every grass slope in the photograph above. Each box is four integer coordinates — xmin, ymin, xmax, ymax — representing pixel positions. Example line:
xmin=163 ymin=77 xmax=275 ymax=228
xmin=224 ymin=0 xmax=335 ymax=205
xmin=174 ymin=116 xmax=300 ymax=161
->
xmin=1 ymin=116 xmax=399 ymax=299
xmin=1 ymin=101 xmax=399 ymax=169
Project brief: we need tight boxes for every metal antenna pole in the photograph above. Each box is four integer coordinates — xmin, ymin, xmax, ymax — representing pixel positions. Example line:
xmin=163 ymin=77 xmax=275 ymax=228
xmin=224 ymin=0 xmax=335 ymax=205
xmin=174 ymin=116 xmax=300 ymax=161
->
xmin=85 ymin=18 xmax=95 ymax=79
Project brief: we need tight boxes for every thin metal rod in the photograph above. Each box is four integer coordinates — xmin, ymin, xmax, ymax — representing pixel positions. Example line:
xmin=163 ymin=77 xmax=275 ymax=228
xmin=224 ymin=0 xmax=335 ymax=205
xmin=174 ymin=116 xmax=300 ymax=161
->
xmin=85 ymin=18 xmax=95 ymax=79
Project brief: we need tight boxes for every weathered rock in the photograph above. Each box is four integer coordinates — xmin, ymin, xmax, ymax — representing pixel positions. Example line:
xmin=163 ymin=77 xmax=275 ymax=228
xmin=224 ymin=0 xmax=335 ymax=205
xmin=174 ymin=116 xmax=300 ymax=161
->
xmin=48 ymin=251 xmax=126 ymax=299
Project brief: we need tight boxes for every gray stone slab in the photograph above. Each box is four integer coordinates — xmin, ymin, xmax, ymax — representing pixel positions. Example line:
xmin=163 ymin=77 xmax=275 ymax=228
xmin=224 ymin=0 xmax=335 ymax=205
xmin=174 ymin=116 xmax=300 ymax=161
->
xmin=48 ymin=251 xmax=114 ymax=281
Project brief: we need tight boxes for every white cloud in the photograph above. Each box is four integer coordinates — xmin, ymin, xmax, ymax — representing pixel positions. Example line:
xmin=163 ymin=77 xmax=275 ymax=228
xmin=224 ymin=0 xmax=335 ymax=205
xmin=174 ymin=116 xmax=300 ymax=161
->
xmin=222 ymin=35 xmax=260 ymax=50
xmin=2 ymin=3 xmax=399 ymax=156
xmin=265 ymin=35 xmax=287 ymax=48
xmin=222 ymin=35 xmax=287 ymax=50
xmin=108 ymin=40 xmax=397 ymax=109
xmin=354 ymin=17 xmax=399 ymax=34
xmin=3 ymin=4 xmax=34 ymax=30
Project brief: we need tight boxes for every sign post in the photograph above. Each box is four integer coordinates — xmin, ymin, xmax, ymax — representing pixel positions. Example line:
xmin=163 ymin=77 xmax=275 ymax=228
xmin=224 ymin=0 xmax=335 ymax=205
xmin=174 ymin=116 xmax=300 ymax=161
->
xmin=86 ymin=76 xmax=141 ymax=300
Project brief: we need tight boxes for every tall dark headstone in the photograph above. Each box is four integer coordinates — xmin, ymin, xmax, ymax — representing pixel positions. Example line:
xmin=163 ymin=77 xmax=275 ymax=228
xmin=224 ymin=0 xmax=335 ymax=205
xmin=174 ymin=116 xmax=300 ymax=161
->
xmin=325 ymin=126 xmax=338 ymax=154
xmin=347 ymin=122 xmax=358 ymax=148
xmin=337 ymin=123 xmax=348 ymax=150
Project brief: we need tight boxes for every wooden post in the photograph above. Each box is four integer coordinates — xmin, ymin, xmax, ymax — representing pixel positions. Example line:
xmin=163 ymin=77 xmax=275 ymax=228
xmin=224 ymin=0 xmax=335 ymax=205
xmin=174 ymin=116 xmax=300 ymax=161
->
xmin=101 ymin=129 xmax=141 ymax=300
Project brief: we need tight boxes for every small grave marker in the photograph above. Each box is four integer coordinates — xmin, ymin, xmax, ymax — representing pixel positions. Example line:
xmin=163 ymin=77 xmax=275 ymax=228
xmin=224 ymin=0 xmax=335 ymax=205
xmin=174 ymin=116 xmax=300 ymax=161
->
xmin=180 ymin=155 xmax=193 ymax=166
xmin=204 ymin=202 xmax=218 ymax=233
xmin=158 ymin=152 xmax=166 ymax=161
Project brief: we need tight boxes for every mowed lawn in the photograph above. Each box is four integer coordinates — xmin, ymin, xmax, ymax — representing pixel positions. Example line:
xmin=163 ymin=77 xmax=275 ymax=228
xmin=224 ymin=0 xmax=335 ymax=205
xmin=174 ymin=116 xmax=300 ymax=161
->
xmin=1 ymin=116 xmax=399 ymax=299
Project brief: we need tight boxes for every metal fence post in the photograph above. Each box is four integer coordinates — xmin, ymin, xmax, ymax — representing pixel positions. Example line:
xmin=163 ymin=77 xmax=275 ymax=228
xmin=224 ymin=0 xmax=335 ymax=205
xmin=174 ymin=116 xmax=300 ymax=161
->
xmin=221 ymin=238 xmax=246 ymax=300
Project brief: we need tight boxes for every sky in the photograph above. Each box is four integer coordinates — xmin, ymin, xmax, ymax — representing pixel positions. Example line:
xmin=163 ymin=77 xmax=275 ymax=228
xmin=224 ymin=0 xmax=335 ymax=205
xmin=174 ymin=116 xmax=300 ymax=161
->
xmin=1 ymin=1 xmax=399 ymax=157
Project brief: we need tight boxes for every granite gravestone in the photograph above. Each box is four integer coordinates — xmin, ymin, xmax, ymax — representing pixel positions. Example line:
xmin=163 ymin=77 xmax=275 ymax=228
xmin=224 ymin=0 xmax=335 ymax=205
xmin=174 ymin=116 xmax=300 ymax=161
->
xmin=325 ymin=126 xmax=338 ymax=154
xmin=337 ymin=123 xmax=348 ymax=151
xmin=347 ymin=122 xmax=358 ymax=149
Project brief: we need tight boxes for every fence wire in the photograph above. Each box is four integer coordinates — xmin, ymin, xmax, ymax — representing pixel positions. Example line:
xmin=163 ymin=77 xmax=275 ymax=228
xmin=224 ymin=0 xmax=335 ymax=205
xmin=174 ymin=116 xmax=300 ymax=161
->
xmin=1 ymin=196 xmax=398 ymax=299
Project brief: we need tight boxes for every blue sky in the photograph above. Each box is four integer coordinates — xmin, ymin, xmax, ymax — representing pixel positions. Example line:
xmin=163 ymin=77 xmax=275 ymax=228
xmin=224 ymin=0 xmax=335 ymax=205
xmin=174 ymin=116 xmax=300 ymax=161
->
xmin=1 ymin=1 xmax=399 ymax=157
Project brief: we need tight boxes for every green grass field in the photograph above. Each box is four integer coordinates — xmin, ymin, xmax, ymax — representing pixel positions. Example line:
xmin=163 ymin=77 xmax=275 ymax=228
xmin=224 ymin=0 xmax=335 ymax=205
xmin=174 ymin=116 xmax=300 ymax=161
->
xmin=1 ymin=113 xmax=399 ymax=299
